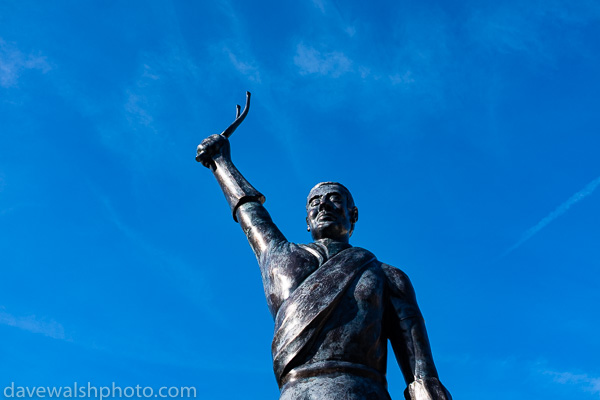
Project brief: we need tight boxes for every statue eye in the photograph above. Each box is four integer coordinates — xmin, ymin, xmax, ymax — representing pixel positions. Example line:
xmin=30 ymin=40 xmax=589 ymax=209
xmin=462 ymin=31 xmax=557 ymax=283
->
xmin=330 ymin=195 xmax=342 ymax=203
xmin=310 ymin=198 xmax=320 ymax=207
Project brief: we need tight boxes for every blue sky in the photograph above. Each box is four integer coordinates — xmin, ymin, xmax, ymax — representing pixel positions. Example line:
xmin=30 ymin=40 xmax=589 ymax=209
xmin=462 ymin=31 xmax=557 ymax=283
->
xmin=1 ymin=1 xmax=599 ymax=399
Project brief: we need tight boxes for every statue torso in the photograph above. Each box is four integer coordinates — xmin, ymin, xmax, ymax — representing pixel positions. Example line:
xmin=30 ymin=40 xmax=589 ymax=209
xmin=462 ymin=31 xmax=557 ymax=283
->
xmin=264 ymin=240 xmax=388 ymax=376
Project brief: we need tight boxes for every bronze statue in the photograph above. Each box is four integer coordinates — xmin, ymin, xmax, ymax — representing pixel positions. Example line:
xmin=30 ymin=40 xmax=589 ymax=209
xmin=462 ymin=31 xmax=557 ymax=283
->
xmin=196 ymin=92 xmax=451 ymax=400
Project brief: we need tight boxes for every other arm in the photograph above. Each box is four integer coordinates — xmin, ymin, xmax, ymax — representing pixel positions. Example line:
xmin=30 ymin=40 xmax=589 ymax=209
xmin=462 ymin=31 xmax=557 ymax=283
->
xmin=382 ymin=264 xmax=452 ymax=400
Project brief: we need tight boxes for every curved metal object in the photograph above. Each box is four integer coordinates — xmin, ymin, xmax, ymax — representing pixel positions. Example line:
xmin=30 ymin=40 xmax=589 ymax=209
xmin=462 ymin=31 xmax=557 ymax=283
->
xmin=221 ymin=91 xmax=251 ymax=138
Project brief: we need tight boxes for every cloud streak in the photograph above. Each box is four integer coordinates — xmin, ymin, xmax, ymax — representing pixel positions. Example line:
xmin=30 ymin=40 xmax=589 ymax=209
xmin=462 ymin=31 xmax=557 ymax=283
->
xmin=294 ymin=43 xmax=352 ymax=78
xmin=311 ymin=0 xmax=326 ymax=14
xmin=223 ymin=47 xmax=261 ymax=82
xmin=0 ymin=38 xmax=50 ymax=87
xmin=544 ymin=370 xmax=600 ymax=395
xmin=0 ymin=308 xmax=65 ymax=340
xmin=467 ymin=1 xmax=600 ymax=63
xmin=502 ymin=175 xmax=600 ymax=256
xmin=444 ymin=354 xmax=600 ymax=397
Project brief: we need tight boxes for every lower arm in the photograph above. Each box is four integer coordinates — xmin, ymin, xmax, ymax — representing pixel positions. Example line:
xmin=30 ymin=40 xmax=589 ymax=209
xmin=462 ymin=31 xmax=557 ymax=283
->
xmin=211 ymin=155 xmax=265 ymax=221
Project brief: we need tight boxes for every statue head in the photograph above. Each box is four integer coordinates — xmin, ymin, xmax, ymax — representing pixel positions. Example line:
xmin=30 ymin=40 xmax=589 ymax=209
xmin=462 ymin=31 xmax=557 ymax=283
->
xmin=306 ymin=182 xmax=359 ymax=243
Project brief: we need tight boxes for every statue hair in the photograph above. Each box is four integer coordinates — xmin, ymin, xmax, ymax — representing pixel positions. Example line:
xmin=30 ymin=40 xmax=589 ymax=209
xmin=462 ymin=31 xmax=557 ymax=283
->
xmin=306 ymin=182 xmax=355 ymax=210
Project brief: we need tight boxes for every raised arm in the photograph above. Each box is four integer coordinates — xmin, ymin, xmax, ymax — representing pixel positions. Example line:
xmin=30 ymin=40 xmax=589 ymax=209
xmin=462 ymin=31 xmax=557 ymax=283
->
xmin=382 ymin=264 xmax=452 ymax=400
xmin=196 ymin=134 xmax=287 ymax=260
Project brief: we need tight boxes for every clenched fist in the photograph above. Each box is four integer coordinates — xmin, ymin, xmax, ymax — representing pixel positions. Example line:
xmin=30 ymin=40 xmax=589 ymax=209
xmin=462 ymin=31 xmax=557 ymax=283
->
xmin=196 ymin=134 xmax=231 ymax=168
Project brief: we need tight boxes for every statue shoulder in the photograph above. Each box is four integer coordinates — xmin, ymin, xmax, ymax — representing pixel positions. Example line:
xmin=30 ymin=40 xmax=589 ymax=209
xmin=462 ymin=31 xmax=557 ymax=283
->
xmin=381 ymin=263 xmax=417 ymax=299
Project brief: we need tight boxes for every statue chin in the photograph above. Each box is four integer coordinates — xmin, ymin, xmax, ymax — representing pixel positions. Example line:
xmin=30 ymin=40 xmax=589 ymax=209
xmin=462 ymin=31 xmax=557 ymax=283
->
xmin=310 ymin=221 xmax=351 ymax=241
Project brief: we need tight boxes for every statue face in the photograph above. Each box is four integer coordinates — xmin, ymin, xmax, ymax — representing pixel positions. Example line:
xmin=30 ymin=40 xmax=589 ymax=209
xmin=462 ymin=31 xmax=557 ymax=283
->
xmin=306 ymin=184 xmax=356 ymax=242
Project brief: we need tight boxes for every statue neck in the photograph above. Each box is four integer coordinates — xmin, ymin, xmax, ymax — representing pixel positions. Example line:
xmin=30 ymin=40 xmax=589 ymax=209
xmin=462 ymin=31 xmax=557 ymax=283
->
xmin=315 ymin=238 xmax=352 ymax=260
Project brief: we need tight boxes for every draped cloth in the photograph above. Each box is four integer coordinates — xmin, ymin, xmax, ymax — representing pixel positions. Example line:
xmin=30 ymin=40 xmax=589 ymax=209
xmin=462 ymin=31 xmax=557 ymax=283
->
xmin=271 ymin=247 xmax=377 ymax=387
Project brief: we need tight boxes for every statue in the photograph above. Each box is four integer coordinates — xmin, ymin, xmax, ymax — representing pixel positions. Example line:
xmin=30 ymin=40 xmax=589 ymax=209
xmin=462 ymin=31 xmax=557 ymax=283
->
xmin=196 ymin=93 xmax=452 ymax=400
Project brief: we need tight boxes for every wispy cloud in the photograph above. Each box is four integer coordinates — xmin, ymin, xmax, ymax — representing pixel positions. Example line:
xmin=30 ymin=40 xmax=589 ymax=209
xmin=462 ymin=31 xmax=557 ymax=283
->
xmin=503 ymin=175 xmax=600 ymax=256
xmin=294 ymin=43 xmax=352 ymax=78
xmin=467 ymin=2 xmax=600 ymax=62
xmin=307 ymin=0 xmax=356 ymax=37
xmin=389 ymin=71 xmax=415 ymax=85
xmin=125 ymin=93 xmax=154 ymax=128
xmin=123 ymin=62 xmax=162 ymax=130
xmin=0 ymin=38 xmax=50 ymax=88
xmin=213 ymin=0 xmax=262 ymax=83
xmin=311 ymin=0 xmax=326 ymax=14
xmin=0 ymin=308 xmax=65 ymax=340
xmin=223 ymin=47 xmax=261 ymax=82
xmin=94 ymin=42 xmax=202 ymax=167
xmin=290 ymin=7 xmax=451 ymax=102
xmin=545 ymin=370 xmax=600 ymax=395
xmin=444 ymin=354 xmax=600 ymax=397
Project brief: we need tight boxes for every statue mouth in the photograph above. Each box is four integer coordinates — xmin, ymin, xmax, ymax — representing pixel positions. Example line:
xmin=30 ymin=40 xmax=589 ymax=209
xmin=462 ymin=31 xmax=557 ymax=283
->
xmin=317 ymin=213 xmax=336 ymax=221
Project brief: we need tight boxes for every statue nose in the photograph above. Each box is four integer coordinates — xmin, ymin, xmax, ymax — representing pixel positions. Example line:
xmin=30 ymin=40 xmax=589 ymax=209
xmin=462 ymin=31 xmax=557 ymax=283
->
xmin=319 ymin=199 xmax=333 ymax=211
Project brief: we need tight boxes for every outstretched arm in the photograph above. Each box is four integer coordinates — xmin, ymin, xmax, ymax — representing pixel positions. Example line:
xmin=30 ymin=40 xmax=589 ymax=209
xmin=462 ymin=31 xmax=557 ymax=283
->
xmin=197 ymin=134 xmax=324 ymax=318
xmin=382 ymin=264 xmax=452 ymax=400
xmin=196 ymin=134 xmax=286 ymax=260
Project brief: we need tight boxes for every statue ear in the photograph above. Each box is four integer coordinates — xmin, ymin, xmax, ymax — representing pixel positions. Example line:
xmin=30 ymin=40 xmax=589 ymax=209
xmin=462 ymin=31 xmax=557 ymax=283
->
xmin=351 ymin=207 xmax=359 ymax=224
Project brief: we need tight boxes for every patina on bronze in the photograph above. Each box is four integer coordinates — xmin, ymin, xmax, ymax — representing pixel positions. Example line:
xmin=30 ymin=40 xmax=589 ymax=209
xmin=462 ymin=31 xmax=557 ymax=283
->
xmin=196 ymin=92 xmax=452 ymax=400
